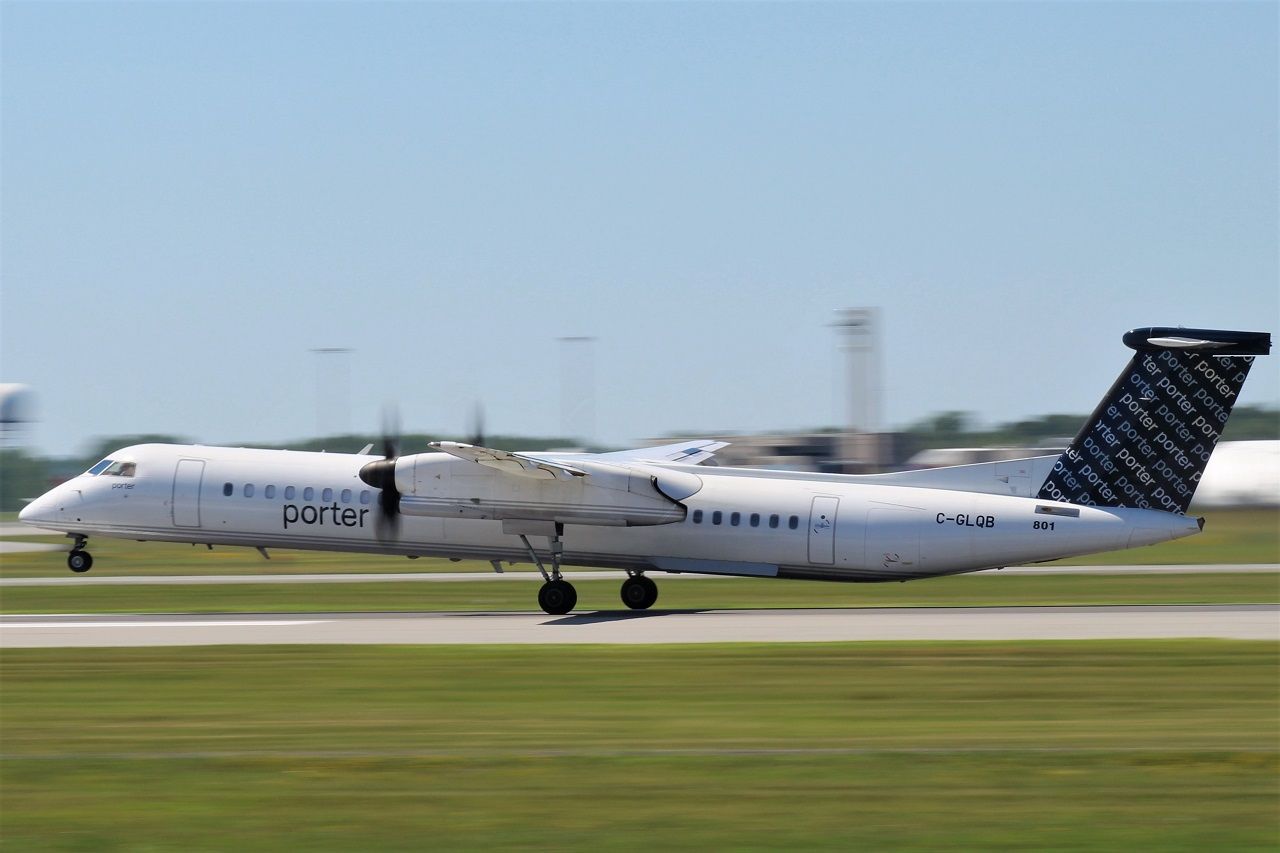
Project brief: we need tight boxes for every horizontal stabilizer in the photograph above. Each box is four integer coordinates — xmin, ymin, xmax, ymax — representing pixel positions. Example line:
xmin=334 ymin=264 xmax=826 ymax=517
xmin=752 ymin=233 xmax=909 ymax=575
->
xmin=1123 ymin=327 xmax=1271 ymax=355
xmin=593 ymin=440 xmax=729 ymax=465
xmin=855 ymin=455 xmax=1060 ymax=498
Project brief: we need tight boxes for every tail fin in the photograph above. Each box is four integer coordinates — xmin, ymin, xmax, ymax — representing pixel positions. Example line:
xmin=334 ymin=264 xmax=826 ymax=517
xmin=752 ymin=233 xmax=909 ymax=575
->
xmin=1037 ymin=327 xmax=1271 ymax=514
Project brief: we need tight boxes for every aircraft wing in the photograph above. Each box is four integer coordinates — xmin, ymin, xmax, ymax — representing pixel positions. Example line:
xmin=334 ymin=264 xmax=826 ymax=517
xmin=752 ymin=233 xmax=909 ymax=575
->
xmin=428 ymin=438 xmax=728 ymax=484
xmin=428 ymin=442 xmax=586 ymax=481
xmin=591 ymin=440 xmax=729 ymax=465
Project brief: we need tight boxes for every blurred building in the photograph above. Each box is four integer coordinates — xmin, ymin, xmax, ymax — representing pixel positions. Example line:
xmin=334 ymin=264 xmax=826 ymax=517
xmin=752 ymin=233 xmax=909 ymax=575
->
xmin=652 ymin=431 xmax=903 ymax=474
xmin=906 ymin=446 xmax=1066 ymax=468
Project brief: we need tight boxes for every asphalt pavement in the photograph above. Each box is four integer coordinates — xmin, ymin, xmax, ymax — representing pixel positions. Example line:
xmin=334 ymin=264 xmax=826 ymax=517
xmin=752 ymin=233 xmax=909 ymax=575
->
xmin=2 ymin=604 xmax=1275 ymax=647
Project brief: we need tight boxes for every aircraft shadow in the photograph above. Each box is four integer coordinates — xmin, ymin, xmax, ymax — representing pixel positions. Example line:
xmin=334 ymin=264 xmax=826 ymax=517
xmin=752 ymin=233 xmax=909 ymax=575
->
xmin=544 ymin=609 xmax=709 ymax=625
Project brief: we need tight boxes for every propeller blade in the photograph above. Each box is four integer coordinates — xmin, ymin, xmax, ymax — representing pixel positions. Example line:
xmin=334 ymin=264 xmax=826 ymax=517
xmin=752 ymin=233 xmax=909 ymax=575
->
xmin=361 ymin=406 xmax=403 ymax=540
xmin=381 ymin=406 xmax=401 ymax=460
xmin=376 ymin=489 xmax=400 ymax=540
xmin=470 ymin=401 xmax=486 ymax=447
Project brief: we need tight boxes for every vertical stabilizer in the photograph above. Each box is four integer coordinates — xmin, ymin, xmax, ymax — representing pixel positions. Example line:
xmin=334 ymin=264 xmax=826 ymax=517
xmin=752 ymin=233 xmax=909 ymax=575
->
xmin=1037 ymin=327 xmax=1271 ymax=514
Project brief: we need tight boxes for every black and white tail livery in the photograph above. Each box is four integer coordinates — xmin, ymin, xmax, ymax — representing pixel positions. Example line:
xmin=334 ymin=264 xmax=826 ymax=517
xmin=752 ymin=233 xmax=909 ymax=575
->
xmin=1038 ymin=327 xmax=1272 ymax=514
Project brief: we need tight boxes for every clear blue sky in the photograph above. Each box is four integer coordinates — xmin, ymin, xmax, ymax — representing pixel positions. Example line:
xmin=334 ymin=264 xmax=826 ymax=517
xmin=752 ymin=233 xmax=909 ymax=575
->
xmin=3 ymin=1 xmax=1276 ymax=456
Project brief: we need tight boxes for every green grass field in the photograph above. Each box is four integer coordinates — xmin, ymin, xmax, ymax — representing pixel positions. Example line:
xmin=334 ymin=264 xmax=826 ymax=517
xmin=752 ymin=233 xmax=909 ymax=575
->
xmin=2 ymin=642 xmax=1276 ymax=850
xmin=4 ymin=512 xmax=1276 ymax=848
xmin=2 ymin=572 xmax=1277 ymax=615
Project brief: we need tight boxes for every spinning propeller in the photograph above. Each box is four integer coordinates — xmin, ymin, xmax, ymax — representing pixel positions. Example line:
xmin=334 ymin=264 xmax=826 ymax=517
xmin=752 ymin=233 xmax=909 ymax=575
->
xmin=358 ymin=412 xmax=401 ymax=540
xmin=470 ymin=401 xmax=486 ymax=447
xmin=356 ymin=403 xmax=488 ymax=540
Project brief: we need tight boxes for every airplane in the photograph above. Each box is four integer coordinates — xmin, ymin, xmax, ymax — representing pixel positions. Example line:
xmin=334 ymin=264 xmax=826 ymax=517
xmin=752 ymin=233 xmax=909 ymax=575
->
xmin=18 ymin=326 xmax=1271 ymax=615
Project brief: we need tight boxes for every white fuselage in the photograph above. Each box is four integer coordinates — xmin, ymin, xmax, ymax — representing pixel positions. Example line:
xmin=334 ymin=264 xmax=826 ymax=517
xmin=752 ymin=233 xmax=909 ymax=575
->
xmin=20 ymin=443 xmax=1201 ymax=580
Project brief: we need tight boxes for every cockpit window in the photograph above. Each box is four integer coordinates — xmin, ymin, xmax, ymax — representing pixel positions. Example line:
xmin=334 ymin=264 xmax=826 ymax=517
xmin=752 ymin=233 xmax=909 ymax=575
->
xmin=87 ymin=459 xmax=113 ymax=475
xmin=101 ymin=461 xmax=136 ymax=477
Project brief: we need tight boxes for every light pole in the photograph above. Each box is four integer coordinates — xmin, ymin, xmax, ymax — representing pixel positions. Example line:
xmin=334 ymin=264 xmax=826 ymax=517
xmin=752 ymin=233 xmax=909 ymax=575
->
xmin=833 ymin=308 xmax=882 ymax=471
xmin=557 ymin=336 xmax=597 ymax=444
xmin=833 ymin=308 xmax=879 ymax=435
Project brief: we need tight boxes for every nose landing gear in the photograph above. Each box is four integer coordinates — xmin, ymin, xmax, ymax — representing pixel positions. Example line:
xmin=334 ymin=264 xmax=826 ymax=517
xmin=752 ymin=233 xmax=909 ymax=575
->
xmin=67 ymin=535 xmax=93 ymax=573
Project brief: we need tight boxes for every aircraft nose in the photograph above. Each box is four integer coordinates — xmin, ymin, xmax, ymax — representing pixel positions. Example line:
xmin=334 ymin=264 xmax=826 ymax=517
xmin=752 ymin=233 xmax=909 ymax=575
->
xmin=18 ymin=489 xmax=60 ymax=528
xmin=18 ymin=498 xmax=40 ymax=523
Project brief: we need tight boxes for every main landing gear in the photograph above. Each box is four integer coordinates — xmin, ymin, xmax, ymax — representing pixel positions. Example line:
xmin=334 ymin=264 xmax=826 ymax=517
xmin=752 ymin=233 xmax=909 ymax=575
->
xmin=519 ymin=525 xmax=660 ymax=615
xmin=620 ymin=573 xmax=658 ymax=610
xmin=537 ymin=578 xmax=577 ymax=615
xmin=67 ymin=535 xmax=93 ymax=573
xmin=520 ymin=524 xmax=577 ymax=616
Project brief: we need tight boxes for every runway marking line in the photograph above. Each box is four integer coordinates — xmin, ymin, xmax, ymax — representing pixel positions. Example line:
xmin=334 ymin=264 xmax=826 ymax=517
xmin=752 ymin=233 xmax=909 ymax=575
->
xmin=0 ymin=620 xmax=328 ymax=629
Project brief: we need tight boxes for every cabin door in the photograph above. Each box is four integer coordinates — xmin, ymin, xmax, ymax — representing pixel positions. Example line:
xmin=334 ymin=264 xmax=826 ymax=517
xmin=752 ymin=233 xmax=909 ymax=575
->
xmin=172 ymin=459 xmax=205 ymax=528
xmin=807 ymin=496 xmax=839 ymax=564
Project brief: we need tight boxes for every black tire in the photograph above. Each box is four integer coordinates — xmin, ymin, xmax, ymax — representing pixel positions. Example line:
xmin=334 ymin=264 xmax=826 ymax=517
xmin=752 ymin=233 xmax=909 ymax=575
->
xmin=68 ymin=550 xmax=93 ymax=573
xmin=621 ymin=575 xmax=658 ymax=610
xmin=639 ymin=575 xmax=658 ymax=609
xmin=538 ymin=579 xmax=577 ymax=615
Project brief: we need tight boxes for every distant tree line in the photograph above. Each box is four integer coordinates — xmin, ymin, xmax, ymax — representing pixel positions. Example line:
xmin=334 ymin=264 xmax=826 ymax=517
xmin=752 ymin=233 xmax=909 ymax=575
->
xmin=1 ymin=406 xmax=1275 ymax=512
xmin=900 ymin=405 xmax=1278 ymax=452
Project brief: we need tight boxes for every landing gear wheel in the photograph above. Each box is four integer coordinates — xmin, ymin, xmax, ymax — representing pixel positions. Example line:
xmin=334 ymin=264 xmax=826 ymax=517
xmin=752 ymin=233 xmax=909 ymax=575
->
xmin=538 ymin=579 xmax=578 ymax=615
xmin=620 ymin=575 xmax=658 ymax=610
xmin=67 ymin=550 xmax=93 ymax=573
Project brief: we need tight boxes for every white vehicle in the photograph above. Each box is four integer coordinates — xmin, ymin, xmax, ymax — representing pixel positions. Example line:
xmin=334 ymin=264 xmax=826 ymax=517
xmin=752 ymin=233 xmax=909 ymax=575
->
xmin=20 ymin=326 xmax=1271 ymax=614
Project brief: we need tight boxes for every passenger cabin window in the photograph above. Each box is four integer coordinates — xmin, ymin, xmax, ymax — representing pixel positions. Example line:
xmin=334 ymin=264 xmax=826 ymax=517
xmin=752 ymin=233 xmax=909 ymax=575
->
xmin=223 ymin=482 xmax=233 ymax=497
xmin=730 ymin=512 xmax=741 ymax=527
xmin=769 ymin=514 xmax=780 ymax=529
xmin=243 ymin=484 xmax=255 ymax=498
xmin=87 ymin=459 xmax=113 ymax=475
xmin=322 ymin=488 xmax=334 ymax=502
xmin=284 ymin=486 xmax=296 ymax=500
xmin=712 ymin=511 xmax=723 ymax=525
xmin=750 ymin=513 xmax=760 ymax=527
xmin=265 ymin=485 xmax=276 ymax=499
xmin=101 ymin=461 xmax=136 ymax=477
xmin=788 ymin=515 xmax=799 ymax=530
xmin=341 ymin=489 xmax=352 ymax=504
xmin=303 ymin=487 xmax=315 ymax=501
xmin=359 ymin=490 xmax=372 ymax=505
xmin=692 ymin=509 xmax=703 ymax=524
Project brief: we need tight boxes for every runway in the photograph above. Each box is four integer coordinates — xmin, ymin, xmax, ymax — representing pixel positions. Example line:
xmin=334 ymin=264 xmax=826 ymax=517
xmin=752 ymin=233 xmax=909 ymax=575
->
xmin=0 ymin=541 xmax=64 ymax=555
xmin=2 ymin=605 xmax=1275 ymax=647
xmin=2 ymin=564 xmax=1275 ymax=586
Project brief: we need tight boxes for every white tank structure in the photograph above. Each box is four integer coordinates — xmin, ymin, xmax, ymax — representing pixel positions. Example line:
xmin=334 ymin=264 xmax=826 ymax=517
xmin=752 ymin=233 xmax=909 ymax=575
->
xmin=1191 ymin=440 xmax=1280 ymax=507
xmin=0 ymin=384 xmax=35 ymax=444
